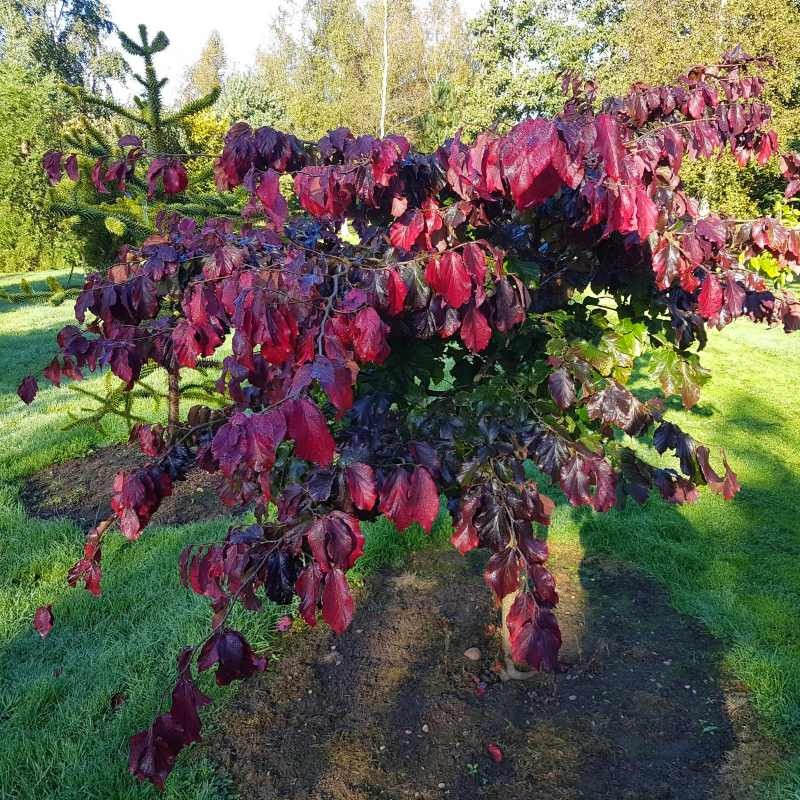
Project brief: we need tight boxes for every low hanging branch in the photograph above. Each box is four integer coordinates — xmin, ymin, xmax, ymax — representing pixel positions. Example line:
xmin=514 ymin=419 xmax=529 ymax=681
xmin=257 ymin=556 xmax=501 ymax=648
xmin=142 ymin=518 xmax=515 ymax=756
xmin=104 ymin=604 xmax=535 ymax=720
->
xmin=22 ymin=47 xmax=800 ymax=791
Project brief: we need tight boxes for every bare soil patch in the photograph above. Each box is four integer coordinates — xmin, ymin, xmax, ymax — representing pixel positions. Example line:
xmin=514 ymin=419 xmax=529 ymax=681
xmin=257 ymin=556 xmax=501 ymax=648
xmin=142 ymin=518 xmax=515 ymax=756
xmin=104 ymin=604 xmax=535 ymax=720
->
xmin=213 ymin=546 xmax=779 ymax=800
xmin=21 ymin=443 xmax=236 ymax=528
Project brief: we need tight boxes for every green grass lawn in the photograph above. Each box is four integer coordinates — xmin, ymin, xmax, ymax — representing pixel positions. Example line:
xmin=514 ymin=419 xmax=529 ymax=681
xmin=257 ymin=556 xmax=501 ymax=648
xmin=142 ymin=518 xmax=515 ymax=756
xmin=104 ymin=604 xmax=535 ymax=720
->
xmin=0 ymin=270 xmax=798 ymax=798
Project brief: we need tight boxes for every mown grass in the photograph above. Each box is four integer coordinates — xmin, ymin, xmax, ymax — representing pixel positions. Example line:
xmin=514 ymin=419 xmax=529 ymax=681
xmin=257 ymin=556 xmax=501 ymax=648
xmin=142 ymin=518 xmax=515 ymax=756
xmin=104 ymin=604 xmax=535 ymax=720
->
xmin=0 ymin=270 xmax=798 ymax=798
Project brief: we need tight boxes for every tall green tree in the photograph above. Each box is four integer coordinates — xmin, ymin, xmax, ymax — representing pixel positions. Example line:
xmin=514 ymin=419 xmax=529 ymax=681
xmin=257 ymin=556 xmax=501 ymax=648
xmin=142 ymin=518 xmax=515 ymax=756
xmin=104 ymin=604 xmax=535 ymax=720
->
xmin=0 ymin=61 xmax=81 ymax=272
xmin=181 ymin=29 xmax=227 ymax=102
xmin=257 ymin=0 xmax=479 ymax=146
xmin=51 ymin=25 xmax=235 ymax=264
xmin=0 ymin=0 xmax=124 ymax=88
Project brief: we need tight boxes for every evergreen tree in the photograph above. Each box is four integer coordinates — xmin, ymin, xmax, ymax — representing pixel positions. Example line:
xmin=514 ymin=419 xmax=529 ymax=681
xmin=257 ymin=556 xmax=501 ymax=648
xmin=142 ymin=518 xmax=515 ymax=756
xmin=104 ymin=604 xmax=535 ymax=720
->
xmin=49 ymin=24 xmax=239 ymax=264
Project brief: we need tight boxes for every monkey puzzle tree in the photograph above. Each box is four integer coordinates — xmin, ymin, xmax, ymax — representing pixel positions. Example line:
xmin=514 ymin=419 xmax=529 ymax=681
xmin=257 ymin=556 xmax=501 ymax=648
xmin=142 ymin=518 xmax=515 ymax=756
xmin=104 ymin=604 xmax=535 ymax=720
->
xmin=44 ymin=24 xmax=237 ymax=258
xmin=21 ymin=48 xmax=800 ymax=790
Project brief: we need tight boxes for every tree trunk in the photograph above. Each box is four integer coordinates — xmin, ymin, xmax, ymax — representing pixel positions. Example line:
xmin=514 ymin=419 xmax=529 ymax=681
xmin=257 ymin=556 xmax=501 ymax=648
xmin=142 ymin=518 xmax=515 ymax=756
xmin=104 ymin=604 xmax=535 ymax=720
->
xmin=379 ymin=0 xmax=389 ymax=138
xmin=500 ymin=589 xmax=537 ymax=681
xmin=167 ymin=366 xmax=180 ymax=443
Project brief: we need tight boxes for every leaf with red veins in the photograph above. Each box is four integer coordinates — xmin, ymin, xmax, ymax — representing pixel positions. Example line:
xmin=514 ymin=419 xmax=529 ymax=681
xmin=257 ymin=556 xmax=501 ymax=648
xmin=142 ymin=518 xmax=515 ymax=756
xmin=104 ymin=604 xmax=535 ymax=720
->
xmin=295 ymin=562 xmax=323 ymax=626
xmin=425 ymin=252 xmax=472 ymax=309
xmin=344 ymin=462 xmax=378 ymax=511
xmin=506 ymin=591 xmax=562 ymax=671
xmin=198 ymin=628 xmax=266 ymax=686
xmin=501 ymin=119 xmax=566 ymax=210
xmin=321 ymin=568 xmax=354 ymax=634
xmin=723 ymin=273 xmax=746 ymax=318
xmin=594 ymin=113 xmax=626 ymax=181
xmin=696 ymin=446 xmax=740 ymax=500
xmin=34 ymin=605 xmax=53 ymax=638
xmin=17 ymin=375 xmax=38 ymax=404
xmin=486 ymin=743 xmax=504 ymax=764
xmin=697 ymin=274 xmax=724 ymax=319
xmin=67 ymin=556 xmax=102 ymax=596
xmin=518 ymin=532 xmax=549 ymax=568
xmin=255 ymin=169 xmax=288 ymax=228
xmin=352 ymin=307 xmax=390 ymax=364
xmin=452 ymin=494 xmax=480 ymax=555
xmin=284 ymin=397 xmax=335 ymax=467
xmin=460 ymin=304 xmax=492 ymax=352
xmin=547 ymin=367 xmax=576 ymax=410
xmin=260 ymin=306 xmax=295 ymax=365
xmin=484 ymin=547 xmax=522 ymax=602
xmin=389 ymin=208 xmax=424 ymax=251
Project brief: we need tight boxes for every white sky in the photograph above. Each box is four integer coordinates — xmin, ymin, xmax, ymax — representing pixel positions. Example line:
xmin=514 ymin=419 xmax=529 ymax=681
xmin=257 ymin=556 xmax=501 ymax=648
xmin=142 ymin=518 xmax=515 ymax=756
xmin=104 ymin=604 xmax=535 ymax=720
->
xmin=105 ymin=0 xmax=486 ymax=103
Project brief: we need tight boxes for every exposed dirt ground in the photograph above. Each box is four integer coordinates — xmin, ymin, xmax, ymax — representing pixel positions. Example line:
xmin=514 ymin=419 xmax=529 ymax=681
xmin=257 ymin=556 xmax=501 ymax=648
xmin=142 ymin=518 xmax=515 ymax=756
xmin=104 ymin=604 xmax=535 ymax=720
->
xmin=21 ymin=443 xmax=235 ymax=528
xmin=213 ymin=546 xmax=780 ymax=800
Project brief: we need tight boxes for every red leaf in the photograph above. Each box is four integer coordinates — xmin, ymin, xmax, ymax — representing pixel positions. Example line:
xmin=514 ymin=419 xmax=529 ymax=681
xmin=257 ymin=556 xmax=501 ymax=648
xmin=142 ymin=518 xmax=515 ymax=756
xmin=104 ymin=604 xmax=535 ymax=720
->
xmin=500 ymin=119 xmax=565 ymax=210
xmin=90 ymin=159 xmax=109 ymax=194
xmin=284 ymin=397 xmax=335 ymax=466
xmin=484 ymin=548 xmax=522 ymax=601
xmin=64 ymin=154 xmax=79 ymax=182
xmin=344 ymin=462 xmax=378 ymax=511
xmin=389 ymin=209 xmax=424 ymax=251
xmin=34 ymin=605 xmax=53 ymax=638
xmin=451 ymin=495 xmax=480 ymax=554
xmin=42 ymin=150 xmax=62 ymax=184
xmin=407 ymin=466 xmax=439 ymax=533
xmin=425 ymin=252 xmax=472 ymax=309
xmin=352 ymin=307 xmax=390 ymax=363
xmin=594 ymin=114 xmax=626 ymax=181
xmin=635 ymin=187 xmax=658 ymax=240
xmin=486 ymin=743 xmax=504 ymax=763
xmin=255 ymin=169 xmax=288 ymax=228
xmin=697 ymin=275 xmax=723 ymax=319
xmin=506 ymin=591 xmax=561 ymax=671
xmin=17 ymin=375 xmax=38 ymax=404
xmin=378 ymin=466 xmax=439 ymax=532
xmin=321 ymin=568 xmax=354 ymax=634
xmin=460 ymin=305 xmax=492 ymax=352
xmin=296 ymin=562 xmax=323 ymax=626
xmin=385 ymin=268 xmax=408 ymax=315
xmin=198 ymin=628 xmax=266 ymax=686
xmin=547 ymin=368 xmax=576 ymax=410
xmin=163 ymin=160 xmax=188 ymax=194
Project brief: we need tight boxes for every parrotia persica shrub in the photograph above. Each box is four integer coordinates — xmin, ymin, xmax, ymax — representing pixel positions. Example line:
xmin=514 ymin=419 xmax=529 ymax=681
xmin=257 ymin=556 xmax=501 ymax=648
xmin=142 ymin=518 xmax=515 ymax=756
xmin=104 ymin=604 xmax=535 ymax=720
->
xmin=21 ymin=47 xmax=800 ymax=789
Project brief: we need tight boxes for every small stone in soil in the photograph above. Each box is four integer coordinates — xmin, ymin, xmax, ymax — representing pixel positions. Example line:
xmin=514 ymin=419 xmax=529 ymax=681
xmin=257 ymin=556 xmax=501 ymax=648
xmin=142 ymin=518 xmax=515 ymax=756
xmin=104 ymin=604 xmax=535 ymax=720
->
xmin=438 ymin=783 xmax=446 ymax=789
xmin=422 ymin=724 xmax=429 ymax=733
xmin=463 ymin=647 xmax=481 ymax=661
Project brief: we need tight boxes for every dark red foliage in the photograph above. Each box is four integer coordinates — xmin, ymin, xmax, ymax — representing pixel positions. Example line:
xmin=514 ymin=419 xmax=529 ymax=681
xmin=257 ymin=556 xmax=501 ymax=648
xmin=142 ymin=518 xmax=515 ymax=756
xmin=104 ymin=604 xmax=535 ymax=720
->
xmin=29 ymin=49 xmax=800 ymax=791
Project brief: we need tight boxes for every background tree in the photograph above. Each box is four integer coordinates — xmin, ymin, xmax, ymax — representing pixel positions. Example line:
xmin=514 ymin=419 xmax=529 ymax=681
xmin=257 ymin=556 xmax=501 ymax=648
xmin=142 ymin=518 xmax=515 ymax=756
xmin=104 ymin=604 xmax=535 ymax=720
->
xmin=0 ymin=62 xmax=82 ymax=272
xmin=180 ymin=29 xmax=227 ymax=103
xmin=258 ymin=0 xmax=479 ymax=146
xmin=49 ymin=24 xmax=237 ymax=265
xmin=0 ymin=0 xmax=124 ymax=88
